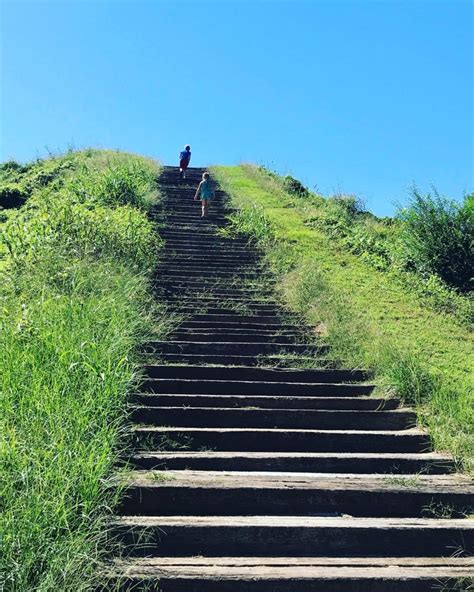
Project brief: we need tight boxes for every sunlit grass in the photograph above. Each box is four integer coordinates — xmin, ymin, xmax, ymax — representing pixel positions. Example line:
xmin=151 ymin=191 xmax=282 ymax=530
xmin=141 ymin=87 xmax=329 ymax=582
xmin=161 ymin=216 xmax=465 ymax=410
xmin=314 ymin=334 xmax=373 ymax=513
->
xmin=0 ymin=150 xmax=167 ymax=591
xmin=212 ymin=164 xmax=474 ymax=471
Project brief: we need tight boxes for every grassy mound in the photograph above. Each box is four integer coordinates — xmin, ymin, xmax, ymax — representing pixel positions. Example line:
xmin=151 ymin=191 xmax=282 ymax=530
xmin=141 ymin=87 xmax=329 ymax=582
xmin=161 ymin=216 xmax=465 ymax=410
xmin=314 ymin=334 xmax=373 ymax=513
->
xmin=212 ymin=164 xmax=473 ymax=472
xmin=0 ymin=150 xmax=165 ymax=591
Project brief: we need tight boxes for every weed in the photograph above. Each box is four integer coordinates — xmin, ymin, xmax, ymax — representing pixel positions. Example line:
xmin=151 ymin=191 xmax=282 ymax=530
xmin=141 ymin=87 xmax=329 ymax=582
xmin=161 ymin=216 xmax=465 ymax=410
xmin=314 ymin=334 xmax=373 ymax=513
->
xmin=383 ymin=474 xmax=423 ymax=488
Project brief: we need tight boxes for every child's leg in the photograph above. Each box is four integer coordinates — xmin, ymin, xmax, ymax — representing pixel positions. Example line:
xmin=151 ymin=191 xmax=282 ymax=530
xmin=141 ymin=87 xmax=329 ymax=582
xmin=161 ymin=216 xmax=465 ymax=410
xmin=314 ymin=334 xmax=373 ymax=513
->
xmin=202 ymin=200 xmax=209 ymax=217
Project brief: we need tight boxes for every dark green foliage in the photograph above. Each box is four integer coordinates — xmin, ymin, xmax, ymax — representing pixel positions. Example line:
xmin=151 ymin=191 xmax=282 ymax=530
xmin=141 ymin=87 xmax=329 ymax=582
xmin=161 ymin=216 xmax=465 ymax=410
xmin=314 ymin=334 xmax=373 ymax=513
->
xmin=283 ymin=175 xmax=309 ymax=197
xmin=398 ymin=189 xmax=473 ymax=292
xmin=0 ymin=155 xmax=76 ymax=210
xmin=0 ymin=160 xmax=30 ymax=173
xmin=0 ymin=183 xmax=27 ymax=209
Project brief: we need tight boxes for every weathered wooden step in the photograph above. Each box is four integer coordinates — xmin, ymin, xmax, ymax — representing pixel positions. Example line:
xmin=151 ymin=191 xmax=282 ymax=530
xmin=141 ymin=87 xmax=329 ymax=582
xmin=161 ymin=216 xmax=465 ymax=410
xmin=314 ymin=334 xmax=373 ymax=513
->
xmin=140 ymin=379 xmax=374 ymax=397
xmin=158 ymin=271 xmax=262 ymax=280
xmin=158 ymin=269 xmax=264 ymax=279
xmin=131 ymin=406 xmax=414 ymax=430
xmin=118 ymin=471 xmax=474 ymax=518
xmin=163 ymin=243 xmax=253 ymax=251
xmin=143 ymin=341 xmax=326 ymax=356
xmin=133 ymin=394 xmax=399 ymax=410
xmin=162 ymin=250 xmax=257 ymax=257
xmin=143 ymin=365 xmax=368 ymax=383
xmin=150 ymin=354 xmax=320 ymax=366
xmin=169 ymin=307 xmax=285 ymax=316
xmin=165 ymin=300 xmax=282 ymax=309
xmin=141 ymin=376 xmax=374 ymax=397
xmin=104 ymin=556 xmax=474 ymax=592
xmin=177 ymin=322 xmax=297 ymax=332
xmin=111 ymin=515 xmax=474 ymax=557
xmin=160 ymin=281 xmax=268 ymax=291
xmin=164 ymin=298 xmax=289 ymax=309
xmin=129 ymin=451 xmax=456 ymax=474
xmin=179 ymin=314 xmax=287 ymax=324
xmin=132 ymin=427 xmax=429 ymax=453
xmin=157 ymin=280 xmax=270 ymax=292
xmin=163 ymin=253 xmax=257 ymax=260
xmin=167 ymin=333 xmax=301 ymax=344
xmin=158 ymin=291 xmax=275 ymax=300
xmin=163 ymin=241 xmax=250 ymax=250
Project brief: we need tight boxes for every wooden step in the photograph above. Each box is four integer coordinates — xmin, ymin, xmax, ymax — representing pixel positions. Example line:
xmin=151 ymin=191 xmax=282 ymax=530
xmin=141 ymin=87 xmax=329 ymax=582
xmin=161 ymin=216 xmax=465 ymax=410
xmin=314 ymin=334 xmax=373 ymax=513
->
xmin=143 ymin=341 xmax=327 ymax=356
xmin=148 ymin=353 xmax=321 ymax=366
xmin=133 ymin=393 xmax=400 ymax=410
xmin=131 ymin=426 xmax=430 ymax=453
xmin=129 ymin=451 xmax=456 ymax=474
xmin=131 ymin=406 xmax=416 ymax=430
xmin=104 ymin=556 xmax=474 ymax=592
xmin=140 ymin=379 xmax=374 ymax=396
xmin=118 ymin=471 xmax=473 ymax=518
xmin=143 ymin=365 xmax=368 ymax=383
xmin=111 ymin=515 xmax=474 ymax=557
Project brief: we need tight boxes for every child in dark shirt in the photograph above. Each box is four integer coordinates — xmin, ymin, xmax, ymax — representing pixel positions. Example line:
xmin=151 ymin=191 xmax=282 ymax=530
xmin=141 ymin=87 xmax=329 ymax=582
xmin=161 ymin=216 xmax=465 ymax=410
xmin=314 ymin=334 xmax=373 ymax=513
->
xmin=179 ymin=145 xmax=191 ymax=178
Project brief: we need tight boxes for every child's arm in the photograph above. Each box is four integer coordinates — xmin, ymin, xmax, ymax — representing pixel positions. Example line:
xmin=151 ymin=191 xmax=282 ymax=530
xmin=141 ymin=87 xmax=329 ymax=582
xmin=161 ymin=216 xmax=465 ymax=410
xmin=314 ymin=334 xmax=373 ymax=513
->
xmin=194 ymin=181 xmax=202 ymax=200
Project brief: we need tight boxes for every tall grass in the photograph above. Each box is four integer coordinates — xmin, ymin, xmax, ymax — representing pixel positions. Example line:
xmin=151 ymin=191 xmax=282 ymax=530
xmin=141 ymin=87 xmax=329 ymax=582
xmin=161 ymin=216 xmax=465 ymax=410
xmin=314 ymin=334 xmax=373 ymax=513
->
xmin=0 ymin=150 xmax=166 ymax=590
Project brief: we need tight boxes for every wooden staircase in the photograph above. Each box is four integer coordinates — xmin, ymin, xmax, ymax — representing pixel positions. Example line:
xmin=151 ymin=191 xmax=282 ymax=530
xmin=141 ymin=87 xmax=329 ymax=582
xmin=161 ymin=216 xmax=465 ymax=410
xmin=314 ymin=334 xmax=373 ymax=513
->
xmin=106 ymin=166 xmax=474 ymax=591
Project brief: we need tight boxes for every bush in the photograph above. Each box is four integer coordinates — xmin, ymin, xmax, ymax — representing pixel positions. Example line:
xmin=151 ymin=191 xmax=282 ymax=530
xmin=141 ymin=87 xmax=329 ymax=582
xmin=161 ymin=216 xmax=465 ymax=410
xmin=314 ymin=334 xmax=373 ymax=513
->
xmin=283 ymin=175 xmax=309 ymax=198
xmin=398 ymin=189 xmax=473 ymax=292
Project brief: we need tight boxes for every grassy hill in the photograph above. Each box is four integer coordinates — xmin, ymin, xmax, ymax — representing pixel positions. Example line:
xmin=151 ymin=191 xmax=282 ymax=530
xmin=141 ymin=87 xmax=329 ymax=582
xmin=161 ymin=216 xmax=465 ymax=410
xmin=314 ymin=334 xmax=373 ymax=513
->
xmin=1 ymin=152 xmax=472 ymax=591
xmin=212 ymin=164 xmax=473 ymax=472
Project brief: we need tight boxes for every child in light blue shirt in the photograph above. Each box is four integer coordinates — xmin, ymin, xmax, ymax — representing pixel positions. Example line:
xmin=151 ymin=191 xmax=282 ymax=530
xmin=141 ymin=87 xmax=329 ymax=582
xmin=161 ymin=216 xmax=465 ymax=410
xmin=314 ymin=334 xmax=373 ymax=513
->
xmin=194 ymin=172 xmax=215 ymax=218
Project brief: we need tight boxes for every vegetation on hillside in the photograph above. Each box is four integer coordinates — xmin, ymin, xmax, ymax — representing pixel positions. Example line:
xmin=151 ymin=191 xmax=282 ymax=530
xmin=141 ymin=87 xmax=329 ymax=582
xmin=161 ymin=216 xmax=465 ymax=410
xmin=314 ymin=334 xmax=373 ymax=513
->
xmin=0 ymin=150 xmax=165 ymax=591
xmin=212 ymin=164 xmax=473 ymax=471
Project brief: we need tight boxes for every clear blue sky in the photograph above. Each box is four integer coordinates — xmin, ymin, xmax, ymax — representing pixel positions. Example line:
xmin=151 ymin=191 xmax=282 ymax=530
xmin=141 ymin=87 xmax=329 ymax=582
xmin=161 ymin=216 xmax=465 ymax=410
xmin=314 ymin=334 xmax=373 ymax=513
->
xmin=1 ymin=0 xmax=472 ymax=216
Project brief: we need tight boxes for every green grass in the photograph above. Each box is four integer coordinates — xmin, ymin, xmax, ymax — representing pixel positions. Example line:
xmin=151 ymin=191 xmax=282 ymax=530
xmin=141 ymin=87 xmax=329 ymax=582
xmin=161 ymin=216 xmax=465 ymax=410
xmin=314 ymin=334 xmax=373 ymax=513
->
xmin=0 ymin=150 xmax=167 ymax=591
xmin=212 ymin=164 xmax=474 ymax=471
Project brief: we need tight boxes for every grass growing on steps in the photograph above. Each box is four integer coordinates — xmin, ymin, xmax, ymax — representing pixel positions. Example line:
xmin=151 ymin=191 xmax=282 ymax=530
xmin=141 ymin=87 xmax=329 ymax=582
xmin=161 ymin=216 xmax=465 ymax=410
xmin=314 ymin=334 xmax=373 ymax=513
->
xmin=0 ymin=150 xmax=167 ymax=591
xmin=212 ymin=164 xmax=473 ymax=472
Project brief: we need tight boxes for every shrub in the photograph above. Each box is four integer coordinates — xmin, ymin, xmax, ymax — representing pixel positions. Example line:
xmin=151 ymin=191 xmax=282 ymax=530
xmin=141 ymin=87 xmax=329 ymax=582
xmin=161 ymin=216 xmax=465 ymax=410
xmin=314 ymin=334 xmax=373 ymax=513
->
xmin=398 ymin=189 xmax=473 ymax=292
xmin=283 ymin=175 xmax=309 ymax=198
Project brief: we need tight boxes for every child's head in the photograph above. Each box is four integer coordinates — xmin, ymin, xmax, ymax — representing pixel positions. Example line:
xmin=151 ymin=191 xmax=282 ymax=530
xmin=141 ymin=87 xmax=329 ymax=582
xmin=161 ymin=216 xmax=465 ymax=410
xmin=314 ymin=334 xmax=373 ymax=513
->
xmin=185 ymin=145 xmax=191 ymax=151
xmin=202 ymin=172 xmax=210 ymax=180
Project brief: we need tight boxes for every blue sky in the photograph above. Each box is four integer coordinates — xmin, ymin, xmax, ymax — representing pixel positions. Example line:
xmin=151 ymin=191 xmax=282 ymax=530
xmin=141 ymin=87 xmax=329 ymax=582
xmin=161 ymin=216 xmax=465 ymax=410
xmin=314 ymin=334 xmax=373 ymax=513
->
xmin=1 ymin=0 xmax=472 ymax=216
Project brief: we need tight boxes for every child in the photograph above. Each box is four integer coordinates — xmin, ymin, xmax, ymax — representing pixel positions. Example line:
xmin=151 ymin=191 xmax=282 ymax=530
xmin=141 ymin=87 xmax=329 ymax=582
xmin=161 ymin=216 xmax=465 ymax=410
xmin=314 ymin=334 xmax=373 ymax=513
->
xmin=179 ymin=145 xmax=191 ymax=178
xmin=194 ymin=172 xmax=215 ymax=218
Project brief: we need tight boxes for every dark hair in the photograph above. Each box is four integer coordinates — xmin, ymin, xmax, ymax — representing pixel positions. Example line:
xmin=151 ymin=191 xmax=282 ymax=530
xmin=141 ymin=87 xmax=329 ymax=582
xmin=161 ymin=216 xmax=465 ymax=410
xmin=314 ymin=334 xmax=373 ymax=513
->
xmin=185 ymin=145 xmax=191 ymax=150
